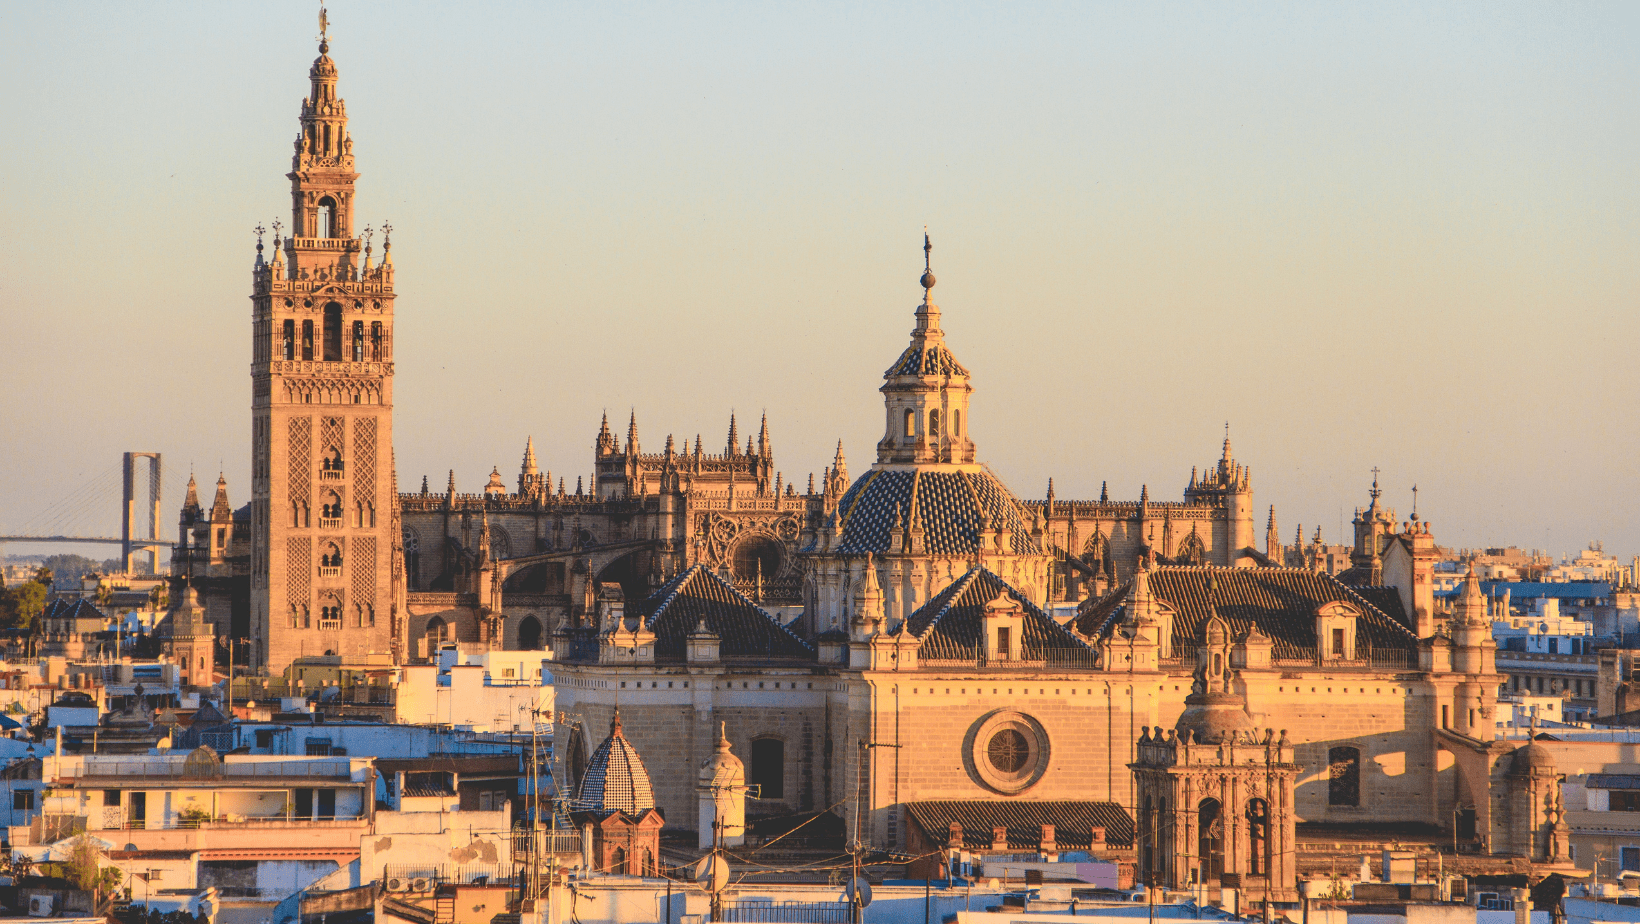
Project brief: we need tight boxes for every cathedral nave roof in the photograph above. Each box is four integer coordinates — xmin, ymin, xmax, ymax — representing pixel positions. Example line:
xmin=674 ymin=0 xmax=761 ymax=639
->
xmin=1077 ymin=567 xmax=1419 ymax=660
xmin=640 ymin=565 xmax=815 ymax=662
xmin=824 ymin=468 xmax=1042 ymax=557
xmin=906 ymin=568 xmax=1092 ymax=660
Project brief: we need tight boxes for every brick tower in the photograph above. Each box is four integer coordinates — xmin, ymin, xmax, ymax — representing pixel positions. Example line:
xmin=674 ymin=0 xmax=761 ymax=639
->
xmin=250 ymin=20 xmax=397 ymax=672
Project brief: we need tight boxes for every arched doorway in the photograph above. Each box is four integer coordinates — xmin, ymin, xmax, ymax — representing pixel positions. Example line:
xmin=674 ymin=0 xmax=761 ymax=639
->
xmin=610 ymin=847 xmax=626 ymax=875
xmin=1198 ymin=798 xmax=1223 ymax=884
xmin=517 ymin=615 xmax=542 ymax=651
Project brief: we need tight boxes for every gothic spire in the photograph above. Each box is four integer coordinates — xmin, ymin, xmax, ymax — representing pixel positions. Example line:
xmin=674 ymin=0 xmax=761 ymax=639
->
xmin=211 ymin=473 xmax=232 ymax=520
xmin=1100 ymin=481 xmax=1108 ymax=503
xmin=758 ymin=412 xmax=770 ymax=457
xmin=726 ymin=413 xmax=739 ymax=457
xmin=627 ymin=410 xmax=639 ymax=456
xmin=522 ymin=436 xmax=539 ymax=475
xmin=183 ymin=472 xmax=201 ymax=514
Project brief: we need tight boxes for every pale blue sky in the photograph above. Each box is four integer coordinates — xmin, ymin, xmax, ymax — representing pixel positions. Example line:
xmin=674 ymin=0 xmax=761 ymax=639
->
xmin=2 ymin=2 xmax=1637 ymax=559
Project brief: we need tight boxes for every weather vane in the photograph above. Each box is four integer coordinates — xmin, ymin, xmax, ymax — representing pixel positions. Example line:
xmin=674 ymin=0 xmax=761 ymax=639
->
xmin=254 ymin=224 xmax=266 ymax=251
xmin=318 ymin=4 xmax=329 ymax=45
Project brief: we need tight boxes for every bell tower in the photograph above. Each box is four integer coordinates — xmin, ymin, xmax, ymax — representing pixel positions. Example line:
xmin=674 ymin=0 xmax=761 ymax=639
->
xmin=250 ymin=12 xmax=398 ymax=672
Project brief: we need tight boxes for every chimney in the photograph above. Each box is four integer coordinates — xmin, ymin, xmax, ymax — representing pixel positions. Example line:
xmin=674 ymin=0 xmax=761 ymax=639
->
xmin=947 ymin=822 xmax=963 ymax=849
xmin=1039 ymin=824 xmax=1056 ymax=856
xmin=991 ymin=826 xmax=1008 ymax=852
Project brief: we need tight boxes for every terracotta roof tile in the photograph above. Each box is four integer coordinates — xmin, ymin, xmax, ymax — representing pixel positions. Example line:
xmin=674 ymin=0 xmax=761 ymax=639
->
xmin=641 ymin=566 xmax=814 ymax=662
xmin=904 ymin=800 xmax=1134 ymax=849
xmin=1077 ymin=567 xmax=1418 ymax=659
xmin=908 ymin=569 xmax=1093 ymax=660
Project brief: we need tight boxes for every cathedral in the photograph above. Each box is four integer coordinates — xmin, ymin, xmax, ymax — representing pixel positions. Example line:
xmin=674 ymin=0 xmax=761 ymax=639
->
xmin=172 ymin=22 xmax=1577 ymax=891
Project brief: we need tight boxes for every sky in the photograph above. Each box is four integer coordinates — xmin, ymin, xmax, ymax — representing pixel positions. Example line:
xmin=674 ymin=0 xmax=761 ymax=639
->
xmin=1 ymin=2 xmax=1637 ymax=563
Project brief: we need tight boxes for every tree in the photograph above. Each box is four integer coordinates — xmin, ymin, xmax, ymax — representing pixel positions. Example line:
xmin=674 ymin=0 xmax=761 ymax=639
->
xmin=6 ymin=582 xmax=45 ymax=630
xmin=33 ymin=566 xmax=53 ymax=588
xmin=41 ymin=836 xmax=122 ymax=898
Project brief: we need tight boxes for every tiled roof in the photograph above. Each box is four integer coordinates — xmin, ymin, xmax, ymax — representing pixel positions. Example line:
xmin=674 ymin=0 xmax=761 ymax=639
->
xmin=907 ymin=569 xmax=1093 ymax=660
xmin=1077 ymin=567 xmax=1418 ymax=659
xmin=827 ymin=469 xmax=1042 ymax=557
xmin=886 ymin=342 xmax=969 ymax=378
xmin=1349 ymin=586 xmax=1411 ymax=629
xmin=574 ymin=713 xmax=656 ymax=816
xmin=40 ymin=599 xmax=110 ymax=624
xmin=640 ymin=566 xmax=815 ymax=662
xmin=904 ymin=800 xmax=1134 ymax=849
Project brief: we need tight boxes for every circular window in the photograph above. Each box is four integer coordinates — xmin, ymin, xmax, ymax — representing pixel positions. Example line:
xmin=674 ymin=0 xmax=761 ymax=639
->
xmin=987 ymin=729 xmax=1029 ymax=774
xmin=966 ymin=711 xmax=1049 ymax=794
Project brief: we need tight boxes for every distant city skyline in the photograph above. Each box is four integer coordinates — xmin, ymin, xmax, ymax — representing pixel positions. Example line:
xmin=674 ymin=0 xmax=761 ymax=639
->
xmin=2 ymin=2 xmax=1637 ymax=558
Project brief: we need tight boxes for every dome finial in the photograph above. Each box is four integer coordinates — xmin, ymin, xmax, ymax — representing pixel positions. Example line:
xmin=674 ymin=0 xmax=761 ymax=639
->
xmin=920 ymin=227 xmax=936 ymax=297
xmin=317 ymin=4 xmax=330 ymax=54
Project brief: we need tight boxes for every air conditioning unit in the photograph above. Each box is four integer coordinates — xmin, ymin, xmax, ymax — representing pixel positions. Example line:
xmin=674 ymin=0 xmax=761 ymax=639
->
xmin=28 ymin=895 xmax=54 ymax=917
xmin=410 ymin=878 xmax=432 ymax=893
xmin=385 ymin=878 xmax=408 ymax=893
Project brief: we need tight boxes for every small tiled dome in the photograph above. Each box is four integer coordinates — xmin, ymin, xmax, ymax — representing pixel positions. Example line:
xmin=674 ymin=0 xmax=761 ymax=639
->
xmin=575 ymin=710 xmax=656 ymax=815
xmin=826 ymin=468 xmax=1041 ymax=557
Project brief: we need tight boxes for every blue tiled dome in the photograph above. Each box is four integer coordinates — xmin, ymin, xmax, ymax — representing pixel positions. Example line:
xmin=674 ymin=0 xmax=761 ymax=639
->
xmin=826 ymin=469 xmax=1041 ymax=557
xmin=575 ymin=710 xmax=656 ymax=815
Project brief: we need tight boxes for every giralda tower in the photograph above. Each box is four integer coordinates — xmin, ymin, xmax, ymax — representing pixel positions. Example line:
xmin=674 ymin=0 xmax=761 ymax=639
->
xmin=250 ymin=19 xmax=399 ymax=671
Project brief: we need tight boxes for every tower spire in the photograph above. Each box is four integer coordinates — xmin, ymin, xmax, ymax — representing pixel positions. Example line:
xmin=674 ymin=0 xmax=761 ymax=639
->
xmin=726 ymin=413 xmax=739 ymax=457
xmin=758 ymin=412 xmax=770 ymax=457
xmin=286 ymin=8 xmax=359 ymax=280
xmin=627 ymin=410 xmax=640 ymax=456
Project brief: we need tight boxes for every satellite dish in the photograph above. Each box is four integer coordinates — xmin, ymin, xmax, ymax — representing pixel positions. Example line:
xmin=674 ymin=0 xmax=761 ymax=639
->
xmin=847 ymin=877 xmax=873 ymax=909
xmin=695 ymin=853 xmax=730 ymax=894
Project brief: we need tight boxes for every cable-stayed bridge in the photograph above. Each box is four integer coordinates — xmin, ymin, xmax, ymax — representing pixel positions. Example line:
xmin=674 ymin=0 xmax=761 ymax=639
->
xmin=1 ymin=453 xmax=183 ymax=573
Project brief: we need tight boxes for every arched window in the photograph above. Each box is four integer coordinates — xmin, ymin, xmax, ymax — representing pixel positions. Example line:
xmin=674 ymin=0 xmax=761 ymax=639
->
xmin=351 ymin=321 xmax=365 ymax=361
xmin=426 ymin=616 xmax=450 ymax=653
xmin=1328 ymin=746 xmax=1361 ymax=806
xmin=610 ymin=847 xmax=627 ymax=875
xmin=517 ymin=616 xmax=542 ymax=651
xmin=928 ymin=409 xmax=941 ymax=438
xmin=321 ymin=491 xmax=342 ymax=522
xmin=282 ymin=320 xmax=295 ymax=360
xmin=322 ymin=448 xmax=344 ymax=473
xmin=904 ymin=409 xmax=916 ymax=438
xmin=317 ymin=196 xmax=336 ymax=238
xmin=732 ymin=537 xmax=782 ymax=584
xmin=1246 ymin=798 xmax=1270 ymax=876
xmin=566 ymin=729 xmax=589 ymax=793
xmin=641 ymin=848 xmax=656 ymax=877
xmin=371 ymin=322 xmax=382 ymax=361
xmin=1197 ymin=798 xmax=1223 ymax=883
xmin=323 ymin=302 xmax=343 ymax=361
xmin=301 ymin=320 xmax=314 ymax=360
xmin=403 ymin=529 xmax=420 ymax=589
xmin=751 ymin=737 xmax=784 ymax=800
xmin=953 ymin=409 xmax=960 ymax=436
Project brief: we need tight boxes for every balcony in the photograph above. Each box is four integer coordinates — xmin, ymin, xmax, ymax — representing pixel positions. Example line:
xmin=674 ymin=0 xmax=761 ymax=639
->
xmin=319 ymin=566 xmax=341 ymax=577
xmin=320 ymin=471 xmax=344 ymax=482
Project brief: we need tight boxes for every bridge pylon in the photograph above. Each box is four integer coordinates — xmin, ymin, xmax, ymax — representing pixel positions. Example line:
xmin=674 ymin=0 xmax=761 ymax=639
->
xmin=123 ymin=452 xmax=163 ymax=575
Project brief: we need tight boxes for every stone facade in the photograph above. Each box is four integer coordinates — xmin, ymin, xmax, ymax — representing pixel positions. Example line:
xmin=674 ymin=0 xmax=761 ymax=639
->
xmin=173 ymin=21 xmax=1572 ymax=881
xmin=246 ymin=36 xmax=399 ymax=671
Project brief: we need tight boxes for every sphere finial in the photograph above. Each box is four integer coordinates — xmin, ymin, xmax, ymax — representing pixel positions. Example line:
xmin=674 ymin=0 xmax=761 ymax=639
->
xmin=920 ymin=228 xmax=936 ymax=291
